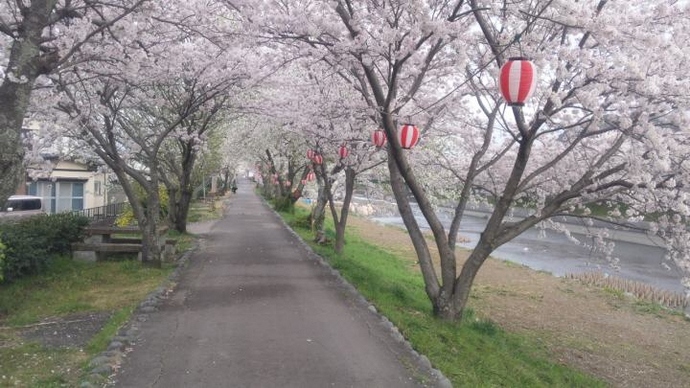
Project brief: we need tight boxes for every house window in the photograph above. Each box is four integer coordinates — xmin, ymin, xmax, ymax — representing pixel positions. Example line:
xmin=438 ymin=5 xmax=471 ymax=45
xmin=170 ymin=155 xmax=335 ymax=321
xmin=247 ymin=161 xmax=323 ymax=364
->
xmin=94 ymin=181 xmax=102 ymax=196
xmin=28 ymin=181 xmax=84 ymax=213
xmin=70 ymin=182 xmax=84 ymax=211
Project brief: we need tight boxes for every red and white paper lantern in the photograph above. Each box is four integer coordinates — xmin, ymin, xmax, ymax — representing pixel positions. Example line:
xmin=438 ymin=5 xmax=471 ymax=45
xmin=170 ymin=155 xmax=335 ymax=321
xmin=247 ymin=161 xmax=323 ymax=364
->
xmin=498 ymin=57 xmax=537 ymax=106
xmin=372 ymin=129 xmax=387 ymax=148
xmin=338 ymin=145 xmax=349 ymax=159
xmin=399 ymin=124 xmax=420 ymax=149
xmin=301 ymin=179 xmax=307 ymax=185
xmin=306 ymin=171 xmax=316 ymax=181
xmin=306 ymin=149 xmax=316 ymax=160
xmin=312 ymin=154 xmax=323 ymax=164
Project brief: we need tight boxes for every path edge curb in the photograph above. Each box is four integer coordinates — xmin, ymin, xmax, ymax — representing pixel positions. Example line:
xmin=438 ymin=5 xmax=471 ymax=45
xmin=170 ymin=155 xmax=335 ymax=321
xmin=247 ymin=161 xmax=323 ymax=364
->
xmin=266 ymin=200 xmax=452 ymax=388
xmin=78 ymin=228 xmax=207 ymax=388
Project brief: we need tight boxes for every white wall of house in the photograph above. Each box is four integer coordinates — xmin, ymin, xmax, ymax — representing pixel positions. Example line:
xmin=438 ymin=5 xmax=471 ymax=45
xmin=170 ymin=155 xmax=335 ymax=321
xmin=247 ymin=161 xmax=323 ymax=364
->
xmin=26 ymin=161 xmax=108 ymax=214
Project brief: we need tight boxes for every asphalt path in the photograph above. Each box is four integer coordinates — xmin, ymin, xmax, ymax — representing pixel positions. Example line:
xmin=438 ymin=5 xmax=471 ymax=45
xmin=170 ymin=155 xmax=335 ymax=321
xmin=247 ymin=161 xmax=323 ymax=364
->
xmin=112 ymin=182 xmax=439 ymax=387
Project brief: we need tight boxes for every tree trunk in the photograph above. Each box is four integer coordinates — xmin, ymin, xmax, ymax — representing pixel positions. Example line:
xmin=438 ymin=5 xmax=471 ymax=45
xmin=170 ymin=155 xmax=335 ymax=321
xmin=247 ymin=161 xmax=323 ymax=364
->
xmin=172 ymin=188 xmax=193 ymax=233
xmin=386 ymin=150 xmax=442 ymax=308
xmin=167 ymin=185 xmax=194 ymax=234
xmin=334 ymin=168 xmax=355 ymax=254
xmin=445 ymin=236 xmax=494 ymax=320
xmin=138 ymin=192 xmax=163 ymax=267
xmin=311 ymin=180 xmax=328 ymax=244
xmin=0 ymin=0 xmax=55 ymax=205
xmin=116 ymin=168 xmax=163 ymax=267
xmin=140 ymin=215 xmax=163 ymax=268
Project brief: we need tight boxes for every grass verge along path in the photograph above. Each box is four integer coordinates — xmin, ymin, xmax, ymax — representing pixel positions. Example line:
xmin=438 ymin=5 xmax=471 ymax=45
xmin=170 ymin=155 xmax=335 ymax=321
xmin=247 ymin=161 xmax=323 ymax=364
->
xmin=0 ymin=197 xmax=224 ymax=387
xmin=0 ymin=257 xmax=173 ymax=386
xmin=279 ymin=207 xmax=606 ymax=387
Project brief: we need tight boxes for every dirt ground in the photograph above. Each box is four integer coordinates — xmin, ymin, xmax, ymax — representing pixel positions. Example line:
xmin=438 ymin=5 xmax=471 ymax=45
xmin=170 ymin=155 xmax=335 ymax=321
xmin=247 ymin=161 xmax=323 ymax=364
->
xmin=19 ymin=311 xmax=112 ymax=348
xmin=347 ymin=217 xmax=690 ymax=388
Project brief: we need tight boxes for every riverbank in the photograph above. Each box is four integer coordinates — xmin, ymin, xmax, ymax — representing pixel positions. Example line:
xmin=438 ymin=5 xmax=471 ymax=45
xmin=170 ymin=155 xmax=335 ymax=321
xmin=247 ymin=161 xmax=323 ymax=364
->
xmin=367 ymin=208 xmax=685 ymax=294
xmin=345 ymin=215 xmax=690 ymax=387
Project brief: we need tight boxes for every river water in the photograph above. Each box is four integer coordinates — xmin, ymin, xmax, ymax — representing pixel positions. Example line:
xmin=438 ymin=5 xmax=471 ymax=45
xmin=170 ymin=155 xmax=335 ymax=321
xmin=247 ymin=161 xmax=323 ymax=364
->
xmin=371 ymin=210 xmax=686 ymax=294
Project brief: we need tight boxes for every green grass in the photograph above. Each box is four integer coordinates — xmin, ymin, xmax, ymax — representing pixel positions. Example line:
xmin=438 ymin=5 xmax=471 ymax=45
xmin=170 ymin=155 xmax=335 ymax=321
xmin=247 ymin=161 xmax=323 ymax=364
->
xmin=85 ymin=305 xmax=135 ymax=354
xmin=187 ymin=199 xmax=224 ymax=223
xmin=0 ymin=200 xmax=216 ymax=386
xmin=0 ymin=257 xmax=172 ymax=326
xmin=0 ymin=257 xmax=173 ymax=386
xmin=0 ymin=339 xmax=86 ymax=387
xmin=167 ymin=228 xmax=195 ymax=253
xmin=281 ymin=207 xmax=606 ymax=387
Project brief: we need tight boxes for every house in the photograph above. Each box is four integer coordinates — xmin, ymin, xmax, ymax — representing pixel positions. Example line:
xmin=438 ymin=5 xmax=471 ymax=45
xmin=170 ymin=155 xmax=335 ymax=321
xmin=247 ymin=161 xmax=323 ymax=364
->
xmin=19 ymin=159 xmax=109 ymax=214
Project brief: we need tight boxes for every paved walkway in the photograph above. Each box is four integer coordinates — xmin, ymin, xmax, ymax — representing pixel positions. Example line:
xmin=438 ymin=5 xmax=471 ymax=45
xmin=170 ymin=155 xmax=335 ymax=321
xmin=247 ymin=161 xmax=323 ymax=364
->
xmin=112 ymin=181 xmax=440 ymax=387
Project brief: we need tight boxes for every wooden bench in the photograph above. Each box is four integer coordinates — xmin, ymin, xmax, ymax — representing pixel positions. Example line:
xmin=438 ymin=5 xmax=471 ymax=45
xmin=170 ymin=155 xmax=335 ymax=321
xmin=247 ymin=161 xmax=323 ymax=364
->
xmin=73 ymin=225 xmax=175 ymax=262
xmin=83 ymin=225 xmax=168 ymax=242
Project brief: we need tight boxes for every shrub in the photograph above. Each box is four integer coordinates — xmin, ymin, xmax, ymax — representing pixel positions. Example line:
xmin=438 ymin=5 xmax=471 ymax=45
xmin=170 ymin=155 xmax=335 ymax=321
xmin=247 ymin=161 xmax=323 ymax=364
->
xmin=0 ymin=220 xmax=49 ymax=282
xmin=115 ymin=183 xmax=169 ymax=226
xmin=272 ymin=195 xmax=294 ymax=213
xmin=288 ymin=213 xmax=311 ymax=230
xmin=115 ymin=203 xmax=136 ymax=227
xmin=30 ymin=213 xmax=89 ymax=254
xmin=0 ymin=213 xmax=89 ymax=282
xmin=0 ymin=239 xmax=5 ymax=283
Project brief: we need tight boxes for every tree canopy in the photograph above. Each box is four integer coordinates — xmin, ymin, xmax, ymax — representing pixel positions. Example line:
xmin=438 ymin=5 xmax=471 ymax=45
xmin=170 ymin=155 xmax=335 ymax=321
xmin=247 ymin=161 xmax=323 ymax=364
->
xmin=2 ymin=0 xmax=689 ymax=318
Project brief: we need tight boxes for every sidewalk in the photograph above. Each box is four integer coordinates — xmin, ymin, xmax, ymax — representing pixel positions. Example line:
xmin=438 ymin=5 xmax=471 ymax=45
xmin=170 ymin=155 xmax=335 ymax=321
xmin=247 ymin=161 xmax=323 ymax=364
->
xmin=112 ymin=182 xmax=441 ymax=387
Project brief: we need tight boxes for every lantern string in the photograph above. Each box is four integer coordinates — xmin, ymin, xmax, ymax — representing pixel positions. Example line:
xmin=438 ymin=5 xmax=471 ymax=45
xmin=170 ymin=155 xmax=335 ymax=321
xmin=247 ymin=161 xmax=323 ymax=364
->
xmin=514 ymin=33 xmax=524 ymax=58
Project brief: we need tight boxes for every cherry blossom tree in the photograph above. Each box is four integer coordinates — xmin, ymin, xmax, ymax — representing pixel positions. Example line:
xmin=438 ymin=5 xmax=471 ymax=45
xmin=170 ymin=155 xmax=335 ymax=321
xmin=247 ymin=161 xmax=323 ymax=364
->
xmin=318 ymin=141 xmax=386 ymax=253
xmin=250 ymin=59 xmax=388 ymax=250
xmin=29 ymin=1 xmax=261 ymax=264
xmin=255 ymin=0 xmax=690 ymax=320
xmin=0 ymin=0 xmax=153 ymax=206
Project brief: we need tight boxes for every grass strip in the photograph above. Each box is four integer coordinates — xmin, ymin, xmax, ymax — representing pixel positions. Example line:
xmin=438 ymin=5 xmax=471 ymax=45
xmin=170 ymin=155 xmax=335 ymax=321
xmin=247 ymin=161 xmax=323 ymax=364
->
xmin=280 ymin=207 xmax=606 ymax=387
xmin=0 ymin=257 xmax=173 ymax=386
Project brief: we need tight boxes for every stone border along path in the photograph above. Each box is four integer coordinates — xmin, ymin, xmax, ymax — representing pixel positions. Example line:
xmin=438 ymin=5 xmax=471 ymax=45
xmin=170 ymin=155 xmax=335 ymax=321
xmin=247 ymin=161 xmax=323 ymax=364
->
xmin=79 ymin=187 xmax=451 ymax=387
xmin=79 ymin=236 xmax=198 ymax=388
xmin=269 ymin=201 xmax=452 ymax=388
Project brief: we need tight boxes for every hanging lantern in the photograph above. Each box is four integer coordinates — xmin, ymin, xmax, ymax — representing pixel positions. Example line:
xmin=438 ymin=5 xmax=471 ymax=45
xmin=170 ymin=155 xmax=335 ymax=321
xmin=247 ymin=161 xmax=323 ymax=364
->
xmin=285 ymin=181 xmax=291 ymax=187
xmin=498 ymin=57 xmax=537 ymax=106
xmin=338 ymin=144 xmax=349 ymax=159
xmin=372 ymin=129 xmax=387 ymax=148
xmin=399 ymin=124 xmax=420 ymax=149
xmin=301 ymin=179 xmax=307 ymax=185
xmin=307 ymin=171 xmax=316 ymax=181
xmin=306 ymin=149 xmax=316 ymax=160
xmin=312 ymin=154 xmax=323 ymax=164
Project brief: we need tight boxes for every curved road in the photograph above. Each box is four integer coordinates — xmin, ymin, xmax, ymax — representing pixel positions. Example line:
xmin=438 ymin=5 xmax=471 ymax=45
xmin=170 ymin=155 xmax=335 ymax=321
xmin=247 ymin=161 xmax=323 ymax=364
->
xmin=112 ymin=182 xmax=440 ymax=387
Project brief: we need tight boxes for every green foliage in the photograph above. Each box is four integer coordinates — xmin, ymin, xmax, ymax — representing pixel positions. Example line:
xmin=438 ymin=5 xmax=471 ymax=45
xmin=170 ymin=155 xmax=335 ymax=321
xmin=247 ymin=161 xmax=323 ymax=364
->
xmin=187 ymin=199 xmax=223 ymax=223
xmin=0 ymin=256 xmax=172 ymax=386
xmin=115 ymin=203 xmax=136 ymax=227
xmin=285 ymin=211 xmax=311 ymax=229
xmin=271 ymin=195 xmax=294 ymax=213
xmin=0 ymin=256 xmax=172 ymax=326
xmin=85 ymin=306 xmax=135 ymax=354
xmin=0 ymin=213 xmax=88 ymax=283
xmin=116 ymin=182 xmax=169 ymax=226
xmin=0 ymin=340 xmax=85 ymax=387
xmin=278 ymin=207 xmax=605 ymax=387
xmin=0 ymin=239 xmax=5 ymax=283
xmin=31 ymin=212 xmax=90 ymax=254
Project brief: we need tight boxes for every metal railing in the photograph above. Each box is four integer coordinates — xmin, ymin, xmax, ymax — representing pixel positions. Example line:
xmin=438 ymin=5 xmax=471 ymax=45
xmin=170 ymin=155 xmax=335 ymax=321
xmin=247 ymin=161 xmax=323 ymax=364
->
xmin=73 ymin=202 xmax=127 ymax=223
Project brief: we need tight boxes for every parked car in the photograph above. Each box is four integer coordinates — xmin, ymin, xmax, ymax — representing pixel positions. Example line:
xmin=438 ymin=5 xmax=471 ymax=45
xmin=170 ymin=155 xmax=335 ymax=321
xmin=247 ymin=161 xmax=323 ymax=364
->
xmin=0 ymin=195 xmax=45 ymax=218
